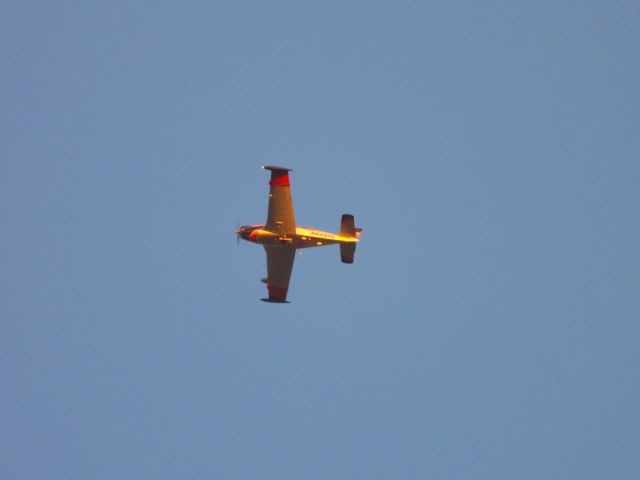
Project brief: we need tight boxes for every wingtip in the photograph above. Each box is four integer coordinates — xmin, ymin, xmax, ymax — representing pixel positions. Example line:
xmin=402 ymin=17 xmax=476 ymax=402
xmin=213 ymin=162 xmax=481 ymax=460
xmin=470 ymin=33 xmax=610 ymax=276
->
xmin=260 ymin=298 xmax=290 ymax=304
xmin=262 ymin=165 xmax=293 ymax=172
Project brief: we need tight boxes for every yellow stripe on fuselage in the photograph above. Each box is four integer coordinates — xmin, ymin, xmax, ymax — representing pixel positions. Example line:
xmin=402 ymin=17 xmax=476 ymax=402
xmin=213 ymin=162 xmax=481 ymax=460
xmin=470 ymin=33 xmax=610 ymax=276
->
xmin=246 ymin=225 xmax=357 ymax=247
xmin=295 ymin=227 xmax=357 ymax=243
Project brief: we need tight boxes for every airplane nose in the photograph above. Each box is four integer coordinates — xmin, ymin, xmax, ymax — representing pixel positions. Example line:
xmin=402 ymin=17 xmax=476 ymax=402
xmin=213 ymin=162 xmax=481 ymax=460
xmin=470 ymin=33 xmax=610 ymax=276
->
xmin=237 ymin=226 xmax=257 ymax=242
xmin=237 ymin=227 xmax=249 ymax=240
xmin=236 ymin=226 xmax=248 ymax=244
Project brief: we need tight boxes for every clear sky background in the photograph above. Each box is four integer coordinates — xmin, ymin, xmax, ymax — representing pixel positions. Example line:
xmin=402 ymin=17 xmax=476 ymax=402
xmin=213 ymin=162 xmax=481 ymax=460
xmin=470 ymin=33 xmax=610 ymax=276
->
xmin=2 ymin=2 xmax=638 ymax=479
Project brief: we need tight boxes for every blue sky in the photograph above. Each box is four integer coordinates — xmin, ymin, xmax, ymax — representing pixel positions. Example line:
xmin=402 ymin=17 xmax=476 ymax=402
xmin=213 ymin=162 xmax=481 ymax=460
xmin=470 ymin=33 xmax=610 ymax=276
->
xmin=2 ymin=2 xmax=639 ymax=478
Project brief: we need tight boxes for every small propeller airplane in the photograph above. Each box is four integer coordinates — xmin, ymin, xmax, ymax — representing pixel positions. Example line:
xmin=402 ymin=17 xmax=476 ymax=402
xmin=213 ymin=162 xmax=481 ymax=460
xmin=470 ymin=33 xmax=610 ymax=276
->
xmin=237 ymin=166 xmax=363 ymax=303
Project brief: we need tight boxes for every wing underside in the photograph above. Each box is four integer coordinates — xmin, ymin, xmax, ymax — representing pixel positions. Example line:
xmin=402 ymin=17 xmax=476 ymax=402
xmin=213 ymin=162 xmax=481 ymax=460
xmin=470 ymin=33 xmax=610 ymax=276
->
xmin=262 ymin=245 xmax=296 ymax=302
xmin=263 ymin=166 xmax=296 ymax=235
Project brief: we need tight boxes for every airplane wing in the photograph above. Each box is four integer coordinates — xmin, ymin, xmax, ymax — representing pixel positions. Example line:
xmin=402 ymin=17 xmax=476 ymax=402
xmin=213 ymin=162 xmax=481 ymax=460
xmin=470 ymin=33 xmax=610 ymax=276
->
xmin=261 ymin=245 xmax=296 ymax=302
xmin=263 ymin=166 xmax=296 ymax=235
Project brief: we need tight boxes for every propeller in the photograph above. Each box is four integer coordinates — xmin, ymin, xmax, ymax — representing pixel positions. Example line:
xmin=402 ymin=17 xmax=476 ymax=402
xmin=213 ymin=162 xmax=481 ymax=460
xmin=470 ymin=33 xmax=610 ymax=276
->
xmin=235 ymin=224 xmax=241 ymax=246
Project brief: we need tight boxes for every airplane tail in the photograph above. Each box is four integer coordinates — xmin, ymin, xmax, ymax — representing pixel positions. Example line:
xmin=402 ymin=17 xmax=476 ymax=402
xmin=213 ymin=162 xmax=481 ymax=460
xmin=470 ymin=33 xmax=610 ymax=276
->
xmin=339 ymin=214 xmax=363 ymax=239
xmin=339 ymin=214 xmax=362 ymax=264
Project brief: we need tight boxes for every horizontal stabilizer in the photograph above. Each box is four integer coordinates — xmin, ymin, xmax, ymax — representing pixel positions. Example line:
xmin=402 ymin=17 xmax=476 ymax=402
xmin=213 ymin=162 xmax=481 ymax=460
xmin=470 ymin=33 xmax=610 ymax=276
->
xmin=340 ymin=243 xmax=356 ymax=264
xmin=340 ymin=214 xmax=363 ymax=238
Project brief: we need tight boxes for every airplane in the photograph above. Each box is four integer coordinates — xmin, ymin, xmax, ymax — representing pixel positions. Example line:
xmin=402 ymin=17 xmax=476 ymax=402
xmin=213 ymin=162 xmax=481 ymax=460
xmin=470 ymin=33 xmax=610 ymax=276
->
xmin=237 ymin=166 xmax=363 ymax=303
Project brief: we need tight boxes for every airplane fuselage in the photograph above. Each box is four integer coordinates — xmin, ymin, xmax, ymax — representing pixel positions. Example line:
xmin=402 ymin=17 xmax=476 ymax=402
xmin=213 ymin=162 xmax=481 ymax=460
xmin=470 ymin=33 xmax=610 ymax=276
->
xmin=239 ymin=224 xmax=356 ymax=249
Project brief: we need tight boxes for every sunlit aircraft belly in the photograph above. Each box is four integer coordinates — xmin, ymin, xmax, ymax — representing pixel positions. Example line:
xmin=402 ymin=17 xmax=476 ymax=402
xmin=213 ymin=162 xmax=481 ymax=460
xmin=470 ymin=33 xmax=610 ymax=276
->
xmin=294 ymin=227 xmax=342 ymax=248
xmin=243 ymin=225 xmax=355 ymax=248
